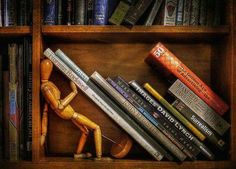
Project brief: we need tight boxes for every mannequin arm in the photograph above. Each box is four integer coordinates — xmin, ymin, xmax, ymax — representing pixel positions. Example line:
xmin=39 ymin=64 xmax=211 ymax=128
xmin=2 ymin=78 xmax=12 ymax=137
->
xmin=41 ymin=103 xmax=48 ymax=146
xmin=60 ymin=81 xmax=78 ymax=107
xmin=42 ymin=85 xmax=60 ymax=109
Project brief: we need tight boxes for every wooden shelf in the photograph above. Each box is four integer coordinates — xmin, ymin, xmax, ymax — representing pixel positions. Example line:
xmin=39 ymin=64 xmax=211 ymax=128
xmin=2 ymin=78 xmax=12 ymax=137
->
xmin=1 ymin=160 xmax=236 ymax=169
xmin=0 ymin=26 xmax=31 ymax=37
xmin=42 ymin=25 xmax=230 ymax=42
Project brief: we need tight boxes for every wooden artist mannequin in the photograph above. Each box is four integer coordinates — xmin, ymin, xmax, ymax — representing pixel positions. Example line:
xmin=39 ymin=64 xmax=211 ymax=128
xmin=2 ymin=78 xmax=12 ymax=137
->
xmin=40 ymin=59 xmax=102 ymax=159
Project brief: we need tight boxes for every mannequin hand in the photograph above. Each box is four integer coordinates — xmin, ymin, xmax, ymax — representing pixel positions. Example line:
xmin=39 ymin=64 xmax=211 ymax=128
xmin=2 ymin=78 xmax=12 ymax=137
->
xmin=70 ymin=81 xmax=78 ymax=94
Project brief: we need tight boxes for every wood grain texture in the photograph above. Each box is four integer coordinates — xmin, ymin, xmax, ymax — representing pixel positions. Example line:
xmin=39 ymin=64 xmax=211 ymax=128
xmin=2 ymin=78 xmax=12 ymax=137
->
xmin=42 ymin=25 xmax=229 ymax=42
xmin=32 ymin=0 xmax=42 ymax=162
xmin=231 ymin=0 xmax=236 ymax=161
xmin=0 ymin=26 xmax=31 ymax=37
xmin=1 ymin=160 xmax=236 ymax=169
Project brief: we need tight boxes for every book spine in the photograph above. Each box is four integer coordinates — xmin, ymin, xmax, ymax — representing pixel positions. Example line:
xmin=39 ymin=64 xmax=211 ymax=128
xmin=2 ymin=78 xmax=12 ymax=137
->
xmin=74 ymin=0 xmax=86 ymax=25
xmin=123 ymin=0 xmax=153 ymax=26
xmin=108 ymin=1 xmax=131 ymax=25
xmin=168 ymin=79 xmax=230 ymax=136
xmin=8 ymin=43 xmax=19 ymax=161
xmin=44 ymin=0 xmax=56 ymax=25
xmin=4 ymin=0 xmax=17 ymax=26
xmin=9 ymin=83 xmax=19 ymax=161
xmin=0 ymin=54 xmax=2 ymax=159
xmin=24 ymin=39 xmax=32 ymax=160
xmin=144 ymin=0 xmax=163 ymax=26
xmin=3 ymin=70 xmax=10 ymax=159
xmin=189 ymin=0 xmax=200 ymax=25
xmin=172 ymin=99 xmax=226 ymax=150
xmin=199 ymin=0 xmax=207 ymax=25
xmin=107 ymin=78 xmax=186 ymax=161
xmin=153 ymin=1 xmax=165 ymax=25
xmin=86 ymin=0 xmax=94 ymax=25
xmin=129 ymin=80 xmax=215 ymax=160
xmin=44 ymin=48 xmax=166 ymax=161
xmin=175 ymin=0 xmax=184 ymax=25
xmin=163 ymin=0 xmax=177 ymax=26
xmin=112 ymin=77 xmax=199 ymax=160
xmin=94 ymin=0 xmax=108 ymax=25
xmin=142 ymin=82 xmax=205 ymax=141
xmin=66 ymin=0 xmax=72 ymax=25
xmin=145 ymin=42 xmax=229 ymax=115
xmin=18 ymin=0 xmax=27 ymax=25
xmin=57 ymin=0 xmax=63 ymax=25
xmin=17 ymin=44 xmax=24 ymax=159
xmin=183 ymin=0 xmax=191 ymax=25
xmin=0 ymin=0 xmax=2 ymax=27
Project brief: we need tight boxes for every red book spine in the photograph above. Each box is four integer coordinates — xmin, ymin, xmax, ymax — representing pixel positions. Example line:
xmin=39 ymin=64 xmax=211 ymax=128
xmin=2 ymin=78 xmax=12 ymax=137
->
xmin=145 ymin=42 xmax=229 ymax=116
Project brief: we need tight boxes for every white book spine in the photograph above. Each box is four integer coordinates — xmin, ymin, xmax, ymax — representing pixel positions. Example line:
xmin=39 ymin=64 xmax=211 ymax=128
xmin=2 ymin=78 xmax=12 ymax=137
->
xmin=168 ymin=79 xmax=230 ymax=136
xmin=164 ymin=0 xmax=177 ymax=26
xmin=43 ymin=48 xmax=164 ymax=161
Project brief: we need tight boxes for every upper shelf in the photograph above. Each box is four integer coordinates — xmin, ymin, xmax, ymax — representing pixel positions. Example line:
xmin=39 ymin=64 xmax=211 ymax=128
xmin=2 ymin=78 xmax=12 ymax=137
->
xmin=0 ymin=26 xmax=31 ymax=37
xmin=42 ymin=25 xmax=230 ymax=42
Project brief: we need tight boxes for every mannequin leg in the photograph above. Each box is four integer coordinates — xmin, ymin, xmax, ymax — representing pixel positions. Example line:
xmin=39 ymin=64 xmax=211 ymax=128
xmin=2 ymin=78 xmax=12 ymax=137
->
xmin=72 ymin=112 xmax=102 ymax=158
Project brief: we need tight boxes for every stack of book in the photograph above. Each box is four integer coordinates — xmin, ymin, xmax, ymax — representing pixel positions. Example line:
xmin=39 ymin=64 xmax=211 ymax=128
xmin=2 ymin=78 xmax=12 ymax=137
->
xmin=0 ymin=38 xmax=32 ymax=161
xmin=0 ymin=0 xmax=32 ymax=27
xmin=43 ymin=0 xmax=223 ymax=26
xmin=43 ymin=42 xmax=230 ymax=161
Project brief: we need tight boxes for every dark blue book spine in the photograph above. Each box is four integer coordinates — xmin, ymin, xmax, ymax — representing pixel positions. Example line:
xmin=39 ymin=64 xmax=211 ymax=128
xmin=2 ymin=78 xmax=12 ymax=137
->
xmin=18 ymin=0 xmax=27 ymax=25
xmin=4 ymin=0 xmax=17 ymax=26
xmin=94 ymin=0 xmax=108 ymax=25
xmin=44 ymin=0 xmax=56 ymax=25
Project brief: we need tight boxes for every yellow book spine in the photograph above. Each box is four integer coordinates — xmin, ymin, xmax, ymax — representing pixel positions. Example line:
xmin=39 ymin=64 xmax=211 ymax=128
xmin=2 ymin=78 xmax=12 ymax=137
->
xmin=144 ymin=83 xmax=206 ymax=141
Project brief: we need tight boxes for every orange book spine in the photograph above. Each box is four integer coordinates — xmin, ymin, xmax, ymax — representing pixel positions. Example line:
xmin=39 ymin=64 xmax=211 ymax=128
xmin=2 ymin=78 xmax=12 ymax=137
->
xmin=145 ymin=42 xmax=229 ymax=116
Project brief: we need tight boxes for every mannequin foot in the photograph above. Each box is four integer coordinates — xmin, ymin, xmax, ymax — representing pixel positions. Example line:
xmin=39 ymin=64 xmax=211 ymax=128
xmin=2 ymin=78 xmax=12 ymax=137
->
xmin=74 ymin=152 xmax=92 ymax=159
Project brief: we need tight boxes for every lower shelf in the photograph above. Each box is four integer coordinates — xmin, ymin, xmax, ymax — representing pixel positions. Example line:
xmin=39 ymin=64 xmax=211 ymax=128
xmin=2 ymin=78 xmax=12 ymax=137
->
xmin=1 ymin=159 xmax=236 ymax=169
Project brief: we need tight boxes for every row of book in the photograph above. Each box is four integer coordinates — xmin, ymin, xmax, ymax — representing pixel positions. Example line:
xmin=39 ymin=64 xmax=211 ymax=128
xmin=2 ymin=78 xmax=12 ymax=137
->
xmin=43 ymin=0 xmax=223 ymax=26
xmin=0 ymin=39 xmax=32 ymax=161
xmin=0 ymin=0 xmax=32 ymax=27
xmin=43 ymin=42 xmax=230 ymax=161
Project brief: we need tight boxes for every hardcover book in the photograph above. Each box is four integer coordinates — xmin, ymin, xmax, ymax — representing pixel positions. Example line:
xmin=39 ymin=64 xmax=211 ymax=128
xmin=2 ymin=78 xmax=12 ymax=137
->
xmin=94 ymin=0 xmax=109 ymax=25
xmin=171 ymin=99 xmax=226 ymax=150
xmin=86 ymin=0 xmax=94 ymax=25
xmin=3 ymin=0 xmax=17 ymax=26
xmin=183 ymin=0 xmax=191 ymax=26
xmin=8 ymin=44 xmax=19 ymax=161
xmin=123 ymin=0 xmax=153 ymax=26
xmin=199 ymin=0 xmax=207 ymax=25
xmin=45 ymin=49 xmax=167 ymax=161
xmin=190 ymin=0 xmax=200 ymax=25
xmin=108 ymin=1 xmax=131 ymax=25
xmin=163 ymin=0 xmax=177 ymax=26
xmin=168 ymin=79 xmax=230 ymax=136
xmin=107 ymin=77 xmax=186 ymax=161
xmin=176 ymin=0 xmax=184 ymax=25
xmin=145 ymin=42 xmax=229 ymax=115
xmin=0 ymin=0 xmax=2 ymax=27
xmin=74 ymin=0 xmax=86 ymax=25
xmin=44 ymin=0 xmax=56 ymax=25
xmin=0 ymin=54 xmax=2 ymax=159
xmin=144 ymin=0 xmax=163 ymax=26
xmin=129 ymin=81 xmax=214 ymax=160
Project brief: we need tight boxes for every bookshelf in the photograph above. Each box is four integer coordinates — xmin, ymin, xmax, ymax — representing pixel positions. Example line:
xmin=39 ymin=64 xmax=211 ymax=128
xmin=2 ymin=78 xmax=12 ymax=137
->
xmin=1 ymin=0 xmax=236 ymax=168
